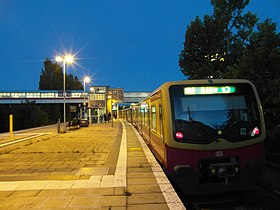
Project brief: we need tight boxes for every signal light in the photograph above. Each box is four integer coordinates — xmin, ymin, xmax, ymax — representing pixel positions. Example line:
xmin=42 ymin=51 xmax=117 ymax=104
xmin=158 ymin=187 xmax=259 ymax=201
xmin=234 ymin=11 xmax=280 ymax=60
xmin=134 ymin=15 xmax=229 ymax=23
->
xmin=175 ymin=131 xmax=184 ymax=140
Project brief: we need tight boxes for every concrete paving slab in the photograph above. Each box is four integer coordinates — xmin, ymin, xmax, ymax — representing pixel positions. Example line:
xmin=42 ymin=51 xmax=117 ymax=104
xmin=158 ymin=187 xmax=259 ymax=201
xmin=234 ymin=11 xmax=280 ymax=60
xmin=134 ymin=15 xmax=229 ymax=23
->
xmin=128 ymin=204 xmax=170 ymax=210
xmin=127 ymin=193 xmax=166 ymax=205
xmin=100 ymin=195 xmax=127 ymax=207
xmin=76 ymin=167 xmax=109 ymax=176
xmin=128 ymin=184 xmax=162 ymax=194
xmin=10 ymin=196 xmax=45 ymax=209
xmin=38 ymin=197 xmax=72 ymax=208
xmin=68 ymin=196 xmax=100 ymax=208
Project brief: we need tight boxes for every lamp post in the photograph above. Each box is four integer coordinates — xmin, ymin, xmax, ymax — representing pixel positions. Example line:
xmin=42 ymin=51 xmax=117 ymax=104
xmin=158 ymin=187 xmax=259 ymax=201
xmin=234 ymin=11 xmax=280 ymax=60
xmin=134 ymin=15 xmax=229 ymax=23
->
xmin=55 ymin=54 xmax=74 ymax=129
xmin=90 ymin=86 xmax=100 ymax=124
xmin=83 ymin=76 xmax=90 ymax=119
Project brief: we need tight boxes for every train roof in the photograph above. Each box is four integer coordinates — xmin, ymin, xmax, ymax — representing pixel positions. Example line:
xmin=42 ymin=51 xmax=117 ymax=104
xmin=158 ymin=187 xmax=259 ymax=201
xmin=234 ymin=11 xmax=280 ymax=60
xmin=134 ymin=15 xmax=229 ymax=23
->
xmin=150 ymin=79 xmax=254 ymax=95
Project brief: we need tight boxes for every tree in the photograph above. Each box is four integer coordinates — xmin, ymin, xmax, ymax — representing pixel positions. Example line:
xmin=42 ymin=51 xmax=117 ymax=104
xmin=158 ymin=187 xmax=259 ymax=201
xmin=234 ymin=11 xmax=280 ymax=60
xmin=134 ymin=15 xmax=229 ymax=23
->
xmin=179 ymin=0 xmax=258 ymax=79
xmin=39 ymin=58 xmax=83 ymax=90
xmin=0 ymin=105 xmax=11 ymax=132
xmin=179 ymin=15 xmax=227 ymax=79
xmin=39 ymin=59 xmax=62 ymax=90
xmin=4 ymin=101 xmax=49 ymax=131
xmin=237 ymin=19 xmax=280 ymax=129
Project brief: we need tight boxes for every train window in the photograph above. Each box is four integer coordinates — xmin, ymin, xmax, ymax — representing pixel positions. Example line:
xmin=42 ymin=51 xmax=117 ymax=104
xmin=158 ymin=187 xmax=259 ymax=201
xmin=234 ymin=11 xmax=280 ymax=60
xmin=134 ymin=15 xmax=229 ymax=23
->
xmin=170 ymin=83 xmax=261 ymax=143
xmin=151 ymin=106 xmax=157 ymax=131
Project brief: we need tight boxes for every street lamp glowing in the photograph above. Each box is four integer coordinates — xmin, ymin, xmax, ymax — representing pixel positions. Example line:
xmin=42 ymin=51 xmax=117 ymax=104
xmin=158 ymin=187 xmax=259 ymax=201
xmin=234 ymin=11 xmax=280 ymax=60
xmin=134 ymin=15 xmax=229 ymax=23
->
xmin=55 ymin=56 xmax=63 ymax=62
xmin=56 ymin=54 xmax=74 ymax=64
xmin=84 ymin=76 xmax=90 ymax=84
xmin=54 ymin=53 xmax=75 ymax=129
xmin=65 ymin=54 xmax=74 ymax=63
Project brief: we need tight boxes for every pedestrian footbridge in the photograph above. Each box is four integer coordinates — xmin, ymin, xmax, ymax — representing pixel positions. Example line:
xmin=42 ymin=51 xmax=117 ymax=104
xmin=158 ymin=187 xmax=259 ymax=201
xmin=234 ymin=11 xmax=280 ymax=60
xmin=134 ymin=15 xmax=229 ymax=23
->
xmin=0 ymin=89 xmax=151 ymax=105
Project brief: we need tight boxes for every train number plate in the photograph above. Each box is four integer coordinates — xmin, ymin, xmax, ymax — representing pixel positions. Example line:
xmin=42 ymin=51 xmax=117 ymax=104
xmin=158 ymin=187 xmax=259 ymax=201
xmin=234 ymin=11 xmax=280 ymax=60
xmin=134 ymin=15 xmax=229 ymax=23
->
xmin=215 ymin=151 xmax=224 ymax=157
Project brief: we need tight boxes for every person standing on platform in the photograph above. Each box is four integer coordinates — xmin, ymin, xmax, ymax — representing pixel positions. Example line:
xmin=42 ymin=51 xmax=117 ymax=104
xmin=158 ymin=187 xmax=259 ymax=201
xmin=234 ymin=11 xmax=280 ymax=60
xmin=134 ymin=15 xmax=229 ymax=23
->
xmin=108 ymin=112 xmax=111 ymax=122
xmin=103 ymin=113 xmax=107 ymax=123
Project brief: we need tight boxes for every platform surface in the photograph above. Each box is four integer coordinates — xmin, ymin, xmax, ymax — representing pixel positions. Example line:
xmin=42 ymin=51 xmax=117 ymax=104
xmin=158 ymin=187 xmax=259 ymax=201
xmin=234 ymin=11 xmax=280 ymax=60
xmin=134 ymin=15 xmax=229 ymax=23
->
xmin=0 ymin=120 xmax=185 ymax=209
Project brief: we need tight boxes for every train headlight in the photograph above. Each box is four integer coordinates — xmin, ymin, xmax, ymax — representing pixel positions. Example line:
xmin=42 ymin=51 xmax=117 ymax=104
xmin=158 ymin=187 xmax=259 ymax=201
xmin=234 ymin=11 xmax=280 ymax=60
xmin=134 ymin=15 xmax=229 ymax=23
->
xmin=175 ymin=131 xmax=184 ymax=140
xmin=251 ymin=126 xmax=260 ymax=137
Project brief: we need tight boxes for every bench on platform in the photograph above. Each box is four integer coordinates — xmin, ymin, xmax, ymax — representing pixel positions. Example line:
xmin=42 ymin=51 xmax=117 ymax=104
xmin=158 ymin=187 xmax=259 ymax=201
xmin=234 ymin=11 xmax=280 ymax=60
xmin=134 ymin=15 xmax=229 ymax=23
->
xmin=66 ymin=119 xmax=80 ymax=130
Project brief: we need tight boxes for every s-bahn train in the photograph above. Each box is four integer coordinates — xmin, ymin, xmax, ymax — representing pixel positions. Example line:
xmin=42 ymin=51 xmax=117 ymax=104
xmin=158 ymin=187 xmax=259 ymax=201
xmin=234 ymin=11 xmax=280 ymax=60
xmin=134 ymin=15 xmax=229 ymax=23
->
xmin=120 ymin=79 xmax=266 ymax=194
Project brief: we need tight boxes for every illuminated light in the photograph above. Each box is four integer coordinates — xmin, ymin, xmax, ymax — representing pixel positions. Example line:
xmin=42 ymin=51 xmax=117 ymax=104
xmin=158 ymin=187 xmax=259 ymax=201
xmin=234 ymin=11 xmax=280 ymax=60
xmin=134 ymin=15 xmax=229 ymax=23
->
xmin=184 ymin=86 xmax=236 ymax=95
xmin=184 ymin=87 xmax=195 ymax=95
xmin=55 ymin=56 xmax=63 ymax=62
xmin=141 ymin=103 xmax=148 ymax=108
xmin=65 ymin=54 xmax=74 ymax=63
xmin=55 ymin=54 xmax=75 ymax=64
xmin=84 ymin=76 xmax=90 ymax=83
xmin=251 ymin=127 xmax=260 ymax=137
xmin=175 ymin=131 xmax=184 ymax=140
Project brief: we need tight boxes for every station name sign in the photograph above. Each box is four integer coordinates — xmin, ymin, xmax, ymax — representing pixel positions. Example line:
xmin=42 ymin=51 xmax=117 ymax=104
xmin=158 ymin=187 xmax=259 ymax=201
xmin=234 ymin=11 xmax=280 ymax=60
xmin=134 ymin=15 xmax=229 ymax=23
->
xmin=184 ymin=86 xmax=236 ymax=95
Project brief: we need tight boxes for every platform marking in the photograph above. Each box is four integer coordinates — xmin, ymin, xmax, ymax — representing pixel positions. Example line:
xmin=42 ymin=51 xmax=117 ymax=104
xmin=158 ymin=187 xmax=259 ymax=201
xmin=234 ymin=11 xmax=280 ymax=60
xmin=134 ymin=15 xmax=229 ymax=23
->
xmin=0 ymin=133 xmax=48 ymax=148
xmin=113 ymin=120 xmax=127 ymax=187
xmin=10 ymin=132 xmax=53 ymax=136
xmin=130 ymin=124 xmax=186 ymax=210
xmin=129 ymin=147 xmax=142 ymax=151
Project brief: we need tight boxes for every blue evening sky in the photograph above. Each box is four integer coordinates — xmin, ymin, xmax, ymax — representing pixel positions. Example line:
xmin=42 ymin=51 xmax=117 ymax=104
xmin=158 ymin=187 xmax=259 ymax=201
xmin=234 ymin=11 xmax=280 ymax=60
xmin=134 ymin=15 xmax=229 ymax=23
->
xmin=0 ymin=0 xmax=279 ymax=91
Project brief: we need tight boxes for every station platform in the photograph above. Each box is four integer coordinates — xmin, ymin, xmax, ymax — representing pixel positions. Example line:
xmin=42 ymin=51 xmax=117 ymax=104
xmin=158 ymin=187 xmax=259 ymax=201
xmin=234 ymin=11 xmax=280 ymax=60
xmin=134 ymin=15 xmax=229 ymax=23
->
xmin=0 ymin=120 xmax=185 ymax=209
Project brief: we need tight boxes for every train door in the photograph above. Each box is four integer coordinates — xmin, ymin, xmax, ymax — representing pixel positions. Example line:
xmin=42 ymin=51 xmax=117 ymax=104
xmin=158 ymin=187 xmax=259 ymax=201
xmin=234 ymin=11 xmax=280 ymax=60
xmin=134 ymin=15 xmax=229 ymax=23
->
xmin=142 ymin=101 xmax=151 ymax=143
xmin=129 ymin=109 xmax=132 ymax=123
xmin=133 ymin=107 xmax=138 ymax=128
xmin=159 ymin=103 xmax=164 ymax=140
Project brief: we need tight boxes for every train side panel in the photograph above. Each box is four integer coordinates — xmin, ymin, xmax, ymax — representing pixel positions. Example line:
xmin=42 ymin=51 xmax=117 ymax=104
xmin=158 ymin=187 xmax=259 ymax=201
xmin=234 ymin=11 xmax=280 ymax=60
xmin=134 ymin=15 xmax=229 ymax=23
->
xmin=149 ymin=91 xmax=166 ymax=164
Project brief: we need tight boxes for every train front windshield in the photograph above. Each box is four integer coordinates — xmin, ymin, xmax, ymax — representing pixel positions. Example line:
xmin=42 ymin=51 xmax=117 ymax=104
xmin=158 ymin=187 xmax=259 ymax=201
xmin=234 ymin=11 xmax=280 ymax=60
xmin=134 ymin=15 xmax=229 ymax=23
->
xmin=170 ymin=83 xmax=261 ymax=143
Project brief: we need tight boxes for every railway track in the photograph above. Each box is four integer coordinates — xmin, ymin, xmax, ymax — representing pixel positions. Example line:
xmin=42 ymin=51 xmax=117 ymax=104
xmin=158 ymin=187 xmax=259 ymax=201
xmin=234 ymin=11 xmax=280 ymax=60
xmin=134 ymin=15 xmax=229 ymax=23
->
xmin=174 ymin=165 xmax=280 ymax=210
xmin=180 ymin=188 xmax=280 ymax=209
